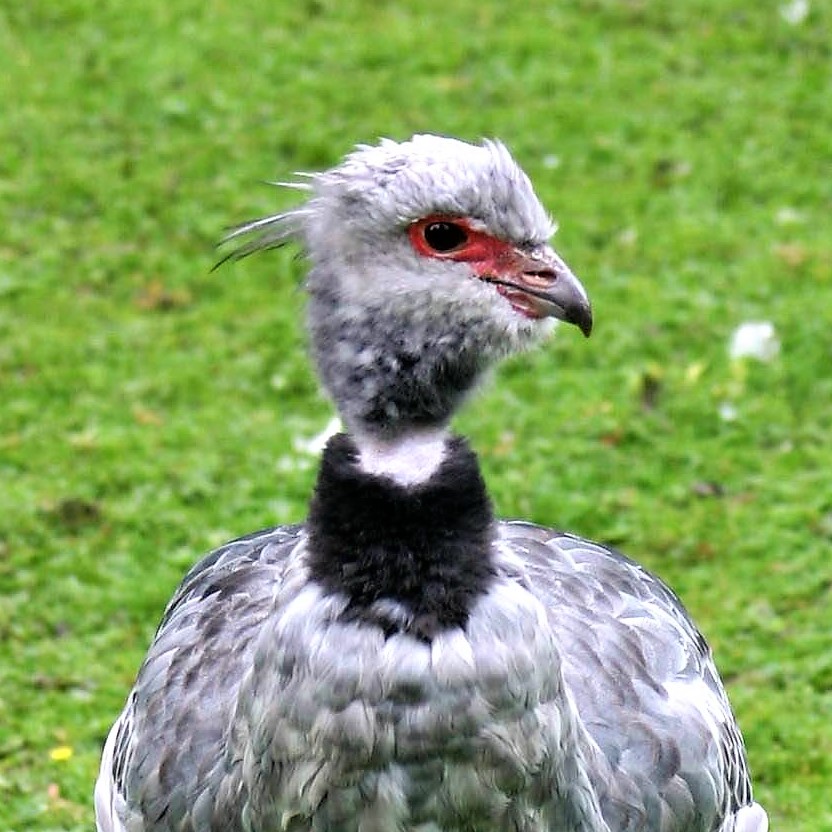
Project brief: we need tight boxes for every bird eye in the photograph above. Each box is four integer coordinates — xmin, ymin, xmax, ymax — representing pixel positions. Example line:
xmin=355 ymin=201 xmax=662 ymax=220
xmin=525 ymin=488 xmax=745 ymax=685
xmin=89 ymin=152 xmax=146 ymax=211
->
xmin=422 ymin=221 xmax=468 ymax=253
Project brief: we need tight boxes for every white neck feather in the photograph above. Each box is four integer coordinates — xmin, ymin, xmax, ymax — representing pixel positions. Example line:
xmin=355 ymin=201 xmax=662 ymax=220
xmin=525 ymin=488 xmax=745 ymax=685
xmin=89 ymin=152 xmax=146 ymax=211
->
xmin=354 ymin=428 xmax=449 ymax=487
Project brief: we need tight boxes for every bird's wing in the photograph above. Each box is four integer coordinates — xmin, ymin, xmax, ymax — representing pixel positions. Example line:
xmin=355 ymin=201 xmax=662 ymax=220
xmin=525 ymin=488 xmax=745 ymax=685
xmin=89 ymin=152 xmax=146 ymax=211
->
xmin=95 ymin=525 xmax=304 ymax=832
xmin=496 ymin=521 xmax=764 ymax=832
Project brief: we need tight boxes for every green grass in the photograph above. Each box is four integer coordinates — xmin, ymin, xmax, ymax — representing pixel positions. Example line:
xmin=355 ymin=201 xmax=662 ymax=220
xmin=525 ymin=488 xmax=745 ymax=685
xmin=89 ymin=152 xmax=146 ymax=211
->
xmin=1 ymin=0 xmax=830 ymax=828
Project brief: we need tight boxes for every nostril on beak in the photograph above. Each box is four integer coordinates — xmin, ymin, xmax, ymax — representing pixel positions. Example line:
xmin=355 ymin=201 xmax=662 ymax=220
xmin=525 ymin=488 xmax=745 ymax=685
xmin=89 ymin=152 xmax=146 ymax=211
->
xmin=521 ymin=269 xmax=558 ymax=288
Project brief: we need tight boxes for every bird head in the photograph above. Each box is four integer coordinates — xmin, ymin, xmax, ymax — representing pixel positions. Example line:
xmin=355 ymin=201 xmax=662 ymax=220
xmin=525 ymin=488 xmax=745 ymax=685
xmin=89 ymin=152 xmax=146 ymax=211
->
xmin=222 ymin=135 xmax=592 ymax=436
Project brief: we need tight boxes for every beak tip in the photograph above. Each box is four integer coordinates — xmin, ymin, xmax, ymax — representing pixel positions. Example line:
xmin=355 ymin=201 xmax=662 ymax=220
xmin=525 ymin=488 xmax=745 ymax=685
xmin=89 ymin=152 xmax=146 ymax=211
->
xmin=572 ymin=304 xmax=593 ymax=338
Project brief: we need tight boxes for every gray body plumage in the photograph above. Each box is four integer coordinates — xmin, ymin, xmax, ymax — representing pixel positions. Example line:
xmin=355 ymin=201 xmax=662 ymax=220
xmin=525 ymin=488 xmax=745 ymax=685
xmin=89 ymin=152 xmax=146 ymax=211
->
xmin=96 ymin=135 xmax=767 ymax=832
xmin=97 ymin=522 xmax=761 ymax=832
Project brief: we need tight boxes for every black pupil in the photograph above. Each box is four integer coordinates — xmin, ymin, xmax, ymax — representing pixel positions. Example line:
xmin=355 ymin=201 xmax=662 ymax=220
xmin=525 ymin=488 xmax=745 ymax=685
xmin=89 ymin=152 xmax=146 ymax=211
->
xmin=424 ymin=222 xmax=467 ymax=252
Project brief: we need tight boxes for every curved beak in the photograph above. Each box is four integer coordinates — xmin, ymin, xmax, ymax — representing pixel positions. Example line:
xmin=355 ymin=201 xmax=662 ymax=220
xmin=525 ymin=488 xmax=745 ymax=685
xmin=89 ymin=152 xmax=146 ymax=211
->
xmin=483 ymin=245 xmax=593 ymax=336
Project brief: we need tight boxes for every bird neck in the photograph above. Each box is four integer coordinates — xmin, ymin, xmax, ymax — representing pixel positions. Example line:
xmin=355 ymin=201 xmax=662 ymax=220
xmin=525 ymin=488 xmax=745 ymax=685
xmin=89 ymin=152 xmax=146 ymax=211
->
xmin=305 ymin=433 xmax=496 ymax=641
xmin=307 ymin=281 xmax=496 ymax=438
xmin=353 ymin=427 xmax=449 ymax=487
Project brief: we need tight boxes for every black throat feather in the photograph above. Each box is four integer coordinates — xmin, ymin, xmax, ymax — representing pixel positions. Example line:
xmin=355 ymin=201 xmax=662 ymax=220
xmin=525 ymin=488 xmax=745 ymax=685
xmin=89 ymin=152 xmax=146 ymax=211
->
xmin=306 ymin=433 xmax=496 ymax=640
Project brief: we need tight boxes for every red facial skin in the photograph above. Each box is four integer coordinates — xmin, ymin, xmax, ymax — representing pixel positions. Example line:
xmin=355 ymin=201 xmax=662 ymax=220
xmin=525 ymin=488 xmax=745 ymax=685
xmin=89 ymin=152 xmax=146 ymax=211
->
xmin=408 ymin=215 xmax=552 ymax=320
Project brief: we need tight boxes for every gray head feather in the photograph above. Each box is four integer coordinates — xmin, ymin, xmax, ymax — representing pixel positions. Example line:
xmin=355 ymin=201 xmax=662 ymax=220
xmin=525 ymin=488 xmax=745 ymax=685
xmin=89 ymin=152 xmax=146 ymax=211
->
xmin=219 ymin=135 xmax=555 ymax=264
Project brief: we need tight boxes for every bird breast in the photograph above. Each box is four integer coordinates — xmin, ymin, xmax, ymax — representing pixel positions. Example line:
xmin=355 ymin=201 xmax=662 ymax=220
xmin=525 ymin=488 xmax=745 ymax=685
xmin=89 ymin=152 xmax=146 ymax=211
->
xmin=231 ymin=556 xmax=577 ymax=832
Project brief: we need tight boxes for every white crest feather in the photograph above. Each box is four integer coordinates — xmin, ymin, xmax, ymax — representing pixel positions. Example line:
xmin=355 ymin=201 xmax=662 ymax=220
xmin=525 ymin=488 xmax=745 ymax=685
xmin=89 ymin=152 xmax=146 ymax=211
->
xmin=215 ymin=206 xmax=309 ymax=268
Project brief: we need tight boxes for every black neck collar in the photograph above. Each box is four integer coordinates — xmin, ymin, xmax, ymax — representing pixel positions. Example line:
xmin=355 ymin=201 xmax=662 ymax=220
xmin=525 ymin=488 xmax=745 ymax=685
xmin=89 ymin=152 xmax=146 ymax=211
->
xmin=306 ymin=433 xmax=495 ymax=640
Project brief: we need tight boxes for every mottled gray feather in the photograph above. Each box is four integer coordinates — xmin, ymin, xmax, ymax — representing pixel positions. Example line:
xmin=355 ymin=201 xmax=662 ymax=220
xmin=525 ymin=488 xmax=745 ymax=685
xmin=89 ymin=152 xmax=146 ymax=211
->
xmin=99 ymin=521 xmax=763 ymax=832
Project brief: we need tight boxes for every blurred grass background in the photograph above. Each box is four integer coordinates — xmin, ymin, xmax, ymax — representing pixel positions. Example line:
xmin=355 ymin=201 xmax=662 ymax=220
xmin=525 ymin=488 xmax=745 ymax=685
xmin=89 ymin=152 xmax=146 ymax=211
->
xmin=1 ymin=0 xmax=830 ymax=828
